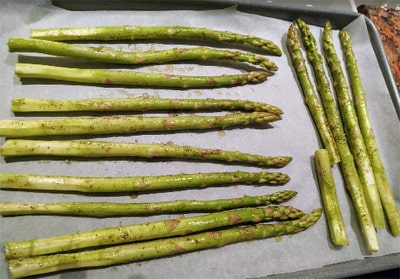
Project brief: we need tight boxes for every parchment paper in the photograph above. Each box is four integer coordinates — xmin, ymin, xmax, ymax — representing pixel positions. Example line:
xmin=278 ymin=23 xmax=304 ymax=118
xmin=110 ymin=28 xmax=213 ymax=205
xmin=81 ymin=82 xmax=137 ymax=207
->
xmin=0 ymin=1 xmax=399 ymax=279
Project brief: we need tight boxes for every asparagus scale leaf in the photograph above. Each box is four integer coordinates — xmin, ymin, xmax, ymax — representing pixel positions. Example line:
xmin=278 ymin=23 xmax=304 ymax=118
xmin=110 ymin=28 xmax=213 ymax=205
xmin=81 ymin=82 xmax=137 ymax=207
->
xmin=322 ymin=21 xmax=384 ymax=229
xmin=0 ymin=190 xmax=297 ymax=217
xmin=339 ymin=29 xmax=400 ymax=236
xmin=0 ymin=139 xmax=292 ymax=168
xmin=11 ymin=97 xmax=284 ymax=115
xmin=0 ymin=112 xmax=281 ymax=138
xmin=290 ymin=20 xmax=378 ymax=252
xmin=8 ymin=38 xmax=278 ymax=71
xmin=5 ymin=205 xmax=305 ymax=259
xmin=286 ymin=23 xmax=339 ymax=165
xmin=29 ymin=25 xmax=282 ymax=56
xmin=7 ymin=209 xmax=321 ymax=278
xmin=314 ymin=149 xmax=348 ymax=246
xmin=0 ymin=171 xmax=290 ymax=193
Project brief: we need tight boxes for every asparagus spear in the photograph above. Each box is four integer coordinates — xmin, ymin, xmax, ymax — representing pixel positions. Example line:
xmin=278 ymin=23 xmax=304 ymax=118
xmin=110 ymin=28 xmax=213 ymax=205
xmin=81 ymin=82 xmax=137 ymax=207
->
xmin=289 ymin=20 xmax=378 ymax=252
xmin=14 ymin=63 xmax=271 ymax=88
xmin=7 ymin=209 xmax=321 ymax=278
xmin=0 ymin=112 xmax=280 ymax=138
xmin=323 ymin=21 xmax=384 ymax=229
xmin=0 ymin=190 xmax=296 ymax=217
xmin=11 ymin=97 xmax=284 ymax=115
xmin=286 ymin=23 xmax=340 ymax=165
xmin=0 ymin=171 xmax=290 ymax=193
xmin=8 ymin=38 xmax=278 ymax=71
xmin=314 ymin=149 xmax=348 ymax=246
xmin=0 ymin=139 xmax=292 ymax=168
xmin=339 ymin=29 xmax=400 ymax=236
xmin=30 ymin=25 xmax=282 ymax=56
xmin=5 ymin=205 xmax=304 ymax=259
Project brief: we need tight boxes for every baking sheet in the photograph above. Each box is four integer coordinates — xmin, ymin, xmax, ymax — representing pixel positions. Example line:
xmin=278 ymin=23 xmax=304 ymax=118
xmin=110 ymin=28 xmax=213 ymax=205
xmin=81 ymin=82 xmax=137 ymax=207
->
xmin=0 ymin=1 xmax=399 ymax=278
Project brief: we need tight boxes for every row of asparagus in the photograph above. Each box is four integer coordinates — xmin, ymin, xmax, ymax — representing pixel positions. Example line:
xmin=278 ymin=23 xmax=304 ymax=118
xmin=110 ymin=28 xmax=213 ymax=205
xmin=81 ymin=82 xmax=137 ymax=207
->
xmin=1 ymin=97 xmax=284 ymax=137
xmin=6 ymin=206 xmax=322 ymax=278
xmin=9 ymin=25 xmax=283 ymax=88
xmin=1 ymin=26 xmax=322 ymax=278
xmin=287 ymin=19 xmax=399 ymax=252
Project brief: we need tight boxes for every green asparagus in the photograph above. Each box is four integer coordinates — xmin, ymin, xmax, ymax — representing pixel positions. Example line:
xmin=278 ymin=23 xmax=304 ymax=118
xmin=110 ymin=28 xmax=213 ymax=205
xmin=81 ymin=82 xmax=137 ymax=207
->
xmin=0 ymin=139 xmax=292 ymax=168
xmin=286 ymin=23 xmax=340 ymax=165
xmin=0 ymin=171 xmax=290 ymax=193
xmin=7 ymin=209 xmax=321 ymax=278
xmin=0 ymin=190 xmax=297 ymax=217
xmin=0 ymin=112 xmax=281 ymax=138
xmin=289 ymin=20 xmax=378 ymax=252
xmin=323 ymin=21 xmax=384 ymax=229
xmin=11 ymin=97 xmax=284 ymax=115
xmin=339 ymin=29 xmax=400 ymax=236
xmin=8 ymin=38 xmax=278 ymax=71
xmin=29 ymin=25 xmax=282 ymax=56
xmin=314 ymin=149 xmax=348 ymax=246
xmin=5 ymin=205 xmax=304 ymax=259
xmin=14 ymin=63 xmax=271 ymax=88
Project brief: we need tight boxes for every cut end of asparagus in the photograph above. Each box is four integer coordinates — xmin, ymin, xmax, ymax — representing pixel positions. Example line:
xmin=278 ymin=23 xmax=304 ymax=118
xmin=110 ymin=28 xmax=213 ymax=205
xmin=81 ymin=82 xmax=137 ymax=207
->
xmin=314 ymin=149 xmax=349 ymax=246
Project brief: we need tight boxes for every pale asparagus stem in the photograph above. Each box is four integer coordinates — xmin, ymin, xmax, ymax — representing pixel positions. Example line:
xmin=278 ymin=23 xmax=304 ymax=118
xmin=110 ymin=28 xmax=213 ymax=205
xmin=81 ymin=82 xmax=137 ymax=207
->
xmin=29 ymin=25 xmax=282 ymax=56
xmin=0 ymin=171 xmax=290 ymax=193
xmin=0 ymin=190 xmax=297 ymax=217
xmin=291 ymin=20 xmax=378 ymax=252
xmin=0 ymin=140 xmax=292 ymax=168
xmin=314 ymin=149 xmax=348 ymax=246
xmin=339 ymin=29 xmax=400 ymax=236
xmin=5 ymin=206 xmax=304 ymax=259
xmin=8 ymin=38 xmax=278 ymax=71
xmin=286 ymin=23 xmax=339 ymax=165
xmin=323 ymin=21 xmax=384 ymax=229
xmin=11 ymin=97 xmax=284 ymax=115
xmin=14 ymin=63 xmax=271 ymax=88
xmin=0 ymin=112 xmax=281 ymax=138
xmin=7 ymin=209 xmax=322 ymax=278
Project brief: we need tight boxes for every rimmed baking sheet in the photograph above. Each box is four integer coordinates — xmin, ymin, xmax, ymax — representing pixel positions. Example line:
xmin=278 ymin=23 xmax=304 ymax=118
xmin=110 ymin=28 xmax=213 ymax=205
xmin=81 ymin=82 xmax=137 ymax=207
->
xmin=0 ymin=1 xmax=399 ymax=278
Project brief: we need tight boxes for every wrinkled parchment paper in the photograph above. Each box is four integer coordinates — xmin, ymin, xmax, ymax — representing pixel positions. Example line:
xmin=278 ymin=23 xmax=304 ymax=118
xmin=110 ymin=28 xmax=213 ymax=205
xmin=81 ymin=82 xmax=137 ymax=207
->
xmin=0 ymin=2 xmax=399 ymax=279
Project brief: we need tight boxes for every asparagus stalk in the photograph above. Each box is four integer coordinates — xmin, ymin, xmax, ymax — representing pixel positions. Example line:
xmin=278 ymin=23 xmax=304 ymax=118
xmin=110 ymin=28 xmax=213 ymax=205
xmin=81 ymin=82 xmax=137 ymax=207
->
xmin=5 ymin=205 xmax=304 ymax=259
xmin=314 ymin=149 xmax=348 ymax=246
xmin=11 ymin=208 xmax=320 ymax=278
xmin=8 ymin=38 xmax=278 ymax=71
xmin=0 ymin=139 xmax=292 ymax=168
xmin=323 ymin=21 xmax=385 ymax=229
xmin=339 ymin=29 xmax=400 ymax=236
xmin=289 ymin=20 xmax=378 ymax=252
xmin=11 ymin=97 xmax=284 ymax=115
xmin=286 ymin=23 xmax=340 ymax=165
xmin=7 ymin=209 xmax=321 ymax=278
xmin=0 ymin=112 xmax=281 ymax=138
xmin=30 ymin=25 xmax=282 ymax=56
xmin=14 ymin=63 xmax=271 ymax=88
xmin=0 ymin=171 xmax=290 ymax=193
xmin=0 ymin=190 xmax=296 ymax=217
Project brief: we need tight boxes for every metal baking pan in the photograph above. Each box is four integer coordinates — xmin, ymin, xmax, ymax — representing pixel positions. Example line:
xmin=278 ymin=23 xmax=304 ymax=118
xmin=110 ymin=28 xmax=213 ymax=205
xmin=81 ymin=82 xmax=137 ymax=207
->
xmin=0 ymin=1 xmax=399 ymax=278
